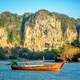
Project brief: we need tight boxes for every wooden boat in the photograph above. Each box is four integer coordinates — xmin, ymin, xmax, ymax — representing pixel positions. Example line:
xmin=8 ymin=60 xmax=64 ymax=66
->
xmin=11 ymin=61 xmax=65 ymax=72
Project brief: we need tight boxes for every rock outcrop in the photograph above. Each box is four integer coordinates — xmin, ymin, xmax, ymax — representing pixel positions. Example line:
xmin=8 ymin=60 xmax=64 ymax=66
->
xmin=23 ymin=10 xmax=77 ymax=51
xmin=0 ymin=12 xmax=22 ymax=47
xmin=0 ymin=28 xmax=8 ymax=47
xmin=0 ymin=10 xmax=78 ymax=52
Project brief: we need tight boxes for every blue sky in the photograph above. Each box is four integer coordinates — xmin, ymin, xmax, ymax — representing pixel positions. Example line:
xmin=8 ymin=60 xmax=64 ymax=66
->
xmin=0 ymin=0 xmax=80 ymax=18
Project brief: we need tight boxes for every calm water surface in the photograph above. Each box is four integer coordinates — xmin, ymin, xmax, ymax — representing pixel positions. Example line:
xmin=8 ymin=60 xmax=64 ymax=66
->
xmin=0 ymin=61 xmax=80 ymax=80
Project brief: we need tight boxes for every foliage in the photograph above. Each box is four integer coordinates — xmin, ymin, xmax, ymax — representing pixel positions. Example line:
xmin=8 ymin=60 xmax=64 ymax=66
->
xmin=72 ymin=53 xmax=80 ymax=62
xmin=0 ymin=47 xmax=11 ymax=59
xmin=57 ymin=47 xmax=65 ymax=53
xmin=27 ymin=52 xmax=57 ymax=60
xmin=51 ymin=47 xmax=64 ymax=55
xmin=43 ymin=49 xmax=49 ymax=52
xmin=7 ymin=32 xmax=13 ymax=43
xmin=61 ymin=22 xmax=68 ymax=34
xmin=0 ymin=47 xmax=4 ymax=57
xmin=11 ymin=60 xmax=17 ymax=65
xmin=71 ymin=39 xmax=80 ymax=47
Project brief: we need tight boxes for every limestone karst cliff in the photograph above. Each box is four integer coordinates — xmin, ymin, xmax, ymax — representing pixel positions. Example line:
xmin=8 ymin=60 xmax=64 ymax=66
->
xmin=0 ymin=12 xmax=22 ymax=47
xmin=0 ymin=10 xmax=80 ymax=60
xmin=23 ymin=10 xmax=77 ymax=51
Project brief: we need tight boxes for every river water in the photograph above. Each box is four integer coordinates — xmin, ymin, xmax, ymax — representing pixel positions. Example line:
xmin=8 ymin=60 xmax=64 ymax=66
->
xmin=0 ymin=61 xmax=80 ymax=80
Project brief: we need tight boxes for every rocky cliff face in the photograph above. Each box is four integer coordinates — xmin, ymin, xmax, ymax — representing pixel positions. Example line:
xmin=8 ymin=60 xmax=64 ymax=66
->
xmin=0 ymin=28 xmax=8 ymax=47
xmin=0 ymin=12 xmax=22 ymax=47
xmin=0 ymin=10 xmax=78 ymax=52
xmin=23 ymin=10 xmax=77 ymax=51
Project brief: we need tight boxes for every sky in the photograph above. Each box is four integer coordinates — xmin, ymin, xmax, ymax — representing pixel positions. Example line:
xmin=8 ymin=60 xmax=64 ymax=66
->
xmin=0 ymin=0 xmax=80 ymax=18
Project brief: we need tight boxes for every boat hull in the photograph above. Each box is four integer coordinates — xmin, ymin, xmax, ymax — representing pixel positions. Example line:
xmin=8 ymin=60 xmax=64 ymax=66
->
xmin=11 ymin=62 xmax=64 ymax=72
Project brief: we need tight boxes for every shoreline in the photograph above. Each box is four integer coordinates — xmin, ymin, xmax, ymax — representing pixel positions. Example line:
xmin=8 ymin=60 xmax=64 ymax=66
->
xmin=0 ymin=59 xmax=80 ymax=63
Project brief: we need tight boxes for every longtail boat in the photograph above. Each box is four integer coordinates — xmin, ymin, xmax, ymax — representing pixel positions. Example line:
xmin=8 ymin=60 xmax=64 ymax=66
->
xmin=11 ymin=61 xmax=65 ymax=72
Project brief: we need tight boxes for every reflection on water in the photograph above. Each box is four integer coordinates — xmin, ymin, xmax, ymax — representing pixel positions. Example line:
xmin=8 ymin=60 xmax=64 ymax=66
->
xmin=0 ymin=61 xmax=80 ymax=80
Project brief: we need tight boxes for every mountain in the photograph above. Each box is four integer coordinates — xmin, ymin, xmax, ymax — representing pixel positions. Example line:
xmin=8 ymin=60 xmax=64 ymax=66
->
xmin=0 ymin=10 xmax=80 ymax=60
xmin=23 ymin=10 xmax=77 ymax=51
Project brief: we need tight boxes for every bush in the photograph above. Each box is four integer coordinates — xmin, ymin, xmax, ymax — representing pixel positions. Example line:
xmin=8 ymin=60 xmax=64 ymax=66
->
xmin=51 ymin=47 xmax=64 ymax=55
xmin=71 ymin=39 xmax=80 ymax=47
